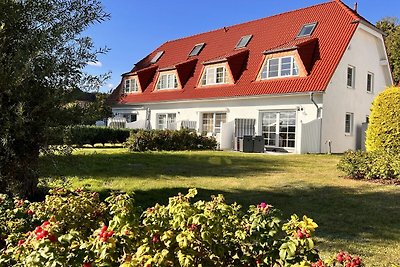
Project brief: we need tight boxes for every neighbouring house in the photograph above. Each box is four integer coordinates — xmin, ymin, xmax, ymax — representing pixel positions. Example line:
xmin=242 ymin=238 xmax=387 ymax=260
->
xmin=108 ymin=0 xmax=392 ymax=153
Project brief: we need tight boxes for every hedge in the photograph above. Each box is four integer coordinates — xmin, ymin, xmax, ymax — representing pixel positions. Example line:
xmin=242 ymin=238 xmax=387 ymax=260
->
xmin=337 ymin=150 xmax=400 ymax=180
xmin=124 ymin=129 xmax=218 ymax=152
xmin=46 ymin=125 xmax=132 ymax=147
xmin=0 ymin=188 xmax=364 ymax=267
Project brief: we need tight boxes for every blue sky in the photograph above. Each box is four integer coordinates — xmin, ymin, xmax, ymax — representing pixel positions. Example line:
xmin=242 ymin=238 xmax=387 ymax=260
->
xmin=84 ymin=0 xmax=400 ymax=92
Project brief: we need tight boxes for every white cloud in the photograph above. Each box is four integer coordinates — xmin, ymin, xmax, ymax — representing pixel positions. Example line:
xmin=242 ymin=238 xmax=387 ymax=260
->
xmin=87 ymin=61 xmax=103 ymax=67
xmin=106 ymin=83 xmax=114 ymax=89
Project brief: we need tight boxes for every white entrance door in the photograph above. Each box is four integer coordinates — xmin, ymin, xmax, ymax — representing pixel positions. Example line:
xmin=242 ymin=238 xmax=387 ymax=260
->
xmin=261 ymin=111 xmax=296 ymax=150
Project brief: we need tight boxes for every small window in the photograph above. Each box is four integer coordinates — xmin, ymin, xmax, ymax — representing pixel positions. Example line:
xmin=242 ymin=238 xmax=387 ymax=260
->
xmin=123 ymin=114 xmax=137 ymax=123
xmin=345 ymin=112 xmax=354 ymax=135
xmin=367 ymin=72 xmax=374 ymax=93
xmin=260 ymin=56 xmax=299 ymax=79
xmin=347 ymin=65 xmax=355 ymax=88
xmin=124 ymin=78 xmax=139 ymax=93
xmin=156 ymin=73 xmax=178 ymax=90
xmin=201 ymin=66 xmax=228 ymax=86
xmin=150 ymin=51 xmax=164 ymax=64
xmin=235 ymin=35 xmax=253 ymax=49
xmin=189 ymin=43 xmax=205 ymax=56
xmin=157 ymin=113 xmax=176 ymax=130
xmin=297 ymin=22 xmax=317 ymax=38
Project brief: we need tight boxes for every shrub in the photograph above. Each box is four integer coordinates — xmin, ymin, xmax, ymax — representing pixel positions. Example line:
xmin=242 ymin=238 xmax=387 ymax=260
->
xmin=366 ymin=86 xmax=400 ymax=152
xmin=124 ymin=129 xmax=217 ymax=152
xmin=0 ymin=188 xmax=365 ymax=267
xmin=338 ymin=150 xmax=400 ymax=180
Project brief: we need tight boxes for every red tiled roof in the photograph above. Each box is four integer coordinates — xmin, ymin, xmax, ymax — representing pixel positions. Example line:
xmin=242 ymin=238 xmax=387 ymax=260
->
xmin=112 ymin=0 xmax=366 ymax=105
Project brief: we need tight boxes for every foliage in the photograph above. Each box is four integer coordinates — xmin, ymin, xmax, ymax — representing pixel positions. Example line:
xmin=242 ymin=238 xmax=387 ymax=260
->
xmin=337 ymin=150 xmax=400 ymax=180
xmin=376 ymin=17 xmax=400 ymax=85
xmin=125 ymin=129 xmax=218 ymax=152
xmin=0 ymin=188 xmax=365 ymax=267
xmin=0 ymin=0 xmax=109 ymax=196
xmin=365 ymin=87 xmax=400 ymax=152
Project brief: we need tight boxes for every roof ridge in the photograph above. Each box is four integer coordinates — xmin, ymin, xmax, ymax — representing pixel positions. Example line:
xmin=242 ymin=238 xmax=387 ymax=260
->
xmin=164 ymin=1 xmax=335 ymax=45
xmin=331 ymin=0 xmax=360 ymax=20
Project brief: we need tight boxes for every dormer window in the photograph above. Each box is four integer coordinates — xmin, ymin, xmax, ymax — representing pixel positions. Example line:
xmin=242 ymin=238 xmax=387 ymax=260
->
xmin=236 ymin=35 xmax=252 ymax=49
xmin=201 ymin=65 xmax=228 ymax=86
xmin=260 ymin=56 xmax=299 ymax=79
xmin=124 ymin=78 xmax=139 ymax=93
xmin=150 ymin=51 xmax=164 ymax=64
xmin=156 ymin=73 xmax=178 ymax=90
xmin=189 ymin=43 xmax=205 ymax=56
xmin=297 ymin=22 xmax=317 ymax=38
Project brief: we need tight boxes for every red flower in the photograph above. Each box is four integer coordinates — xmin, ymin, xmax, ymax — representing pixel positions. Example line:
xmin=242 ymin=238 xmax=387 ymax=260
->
xmin=17 ymin=240 xmax=25 ymax=246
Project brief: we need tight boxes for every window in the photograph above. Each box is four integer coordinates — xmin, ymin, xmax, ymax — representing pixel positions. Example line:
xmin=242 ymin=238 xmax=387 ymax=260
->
xmin=150 ymin=51 xmax=164 ymax=64
xmin=261 ymin=56 xmax=299 ymax=79
xmin=345 ymin=113 xmax=354 ymax=135
xmin=367 ymin=72 xmax=374 ymax=93
xmin=189 ymin=43 xmax=205 ymax=56
xmin=124 ymin=78 xmax=139 ymax=93
xmin=347 ymin=65 xmax=355 ymax=88
xmin=156 ymin=73 xmax=178 ymax=90
xmin=201 ymin=66 xmax=228 ymax=86
xmin=262 ymin=111 xmax=296 ymax=148
xmin=122 ymin=114 xmax=137 ymax=123
xmin=235 ymin=35 xmax=253 ymax=49
xmin=297 ymin=22 xmax=317 ymax=38
xmin=157 ymin=113 xmax=176 ymax=130
xmin=202 ymin=113 xmax=227 ymax=135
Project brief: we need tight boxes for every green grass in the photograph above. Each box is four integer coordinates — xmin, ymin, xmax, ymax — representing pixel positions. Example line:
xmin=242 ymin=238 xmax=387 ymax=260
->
xmin=39 ymin=148 xmax=400 ymax=266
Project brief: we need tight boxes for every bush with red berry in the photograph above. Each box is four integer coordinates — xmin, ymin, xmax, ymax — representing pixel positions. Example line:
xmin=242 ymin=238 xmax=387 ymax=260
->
xmin=0 ymin=189 xmax=371 ymax=266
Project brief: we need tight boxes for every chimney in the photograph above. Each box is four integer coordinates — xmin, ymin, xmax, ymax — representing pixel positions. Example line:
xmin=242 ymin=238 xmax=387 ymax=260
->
xmin=354 ymin=2 xmax=358 ymax=12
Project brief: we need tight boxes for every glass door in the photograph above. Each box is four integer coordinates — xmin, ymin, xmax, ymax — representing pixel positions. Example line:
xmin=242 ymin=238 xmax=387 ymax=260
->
xmin=261 ymin=111 xmax=296 ymax=149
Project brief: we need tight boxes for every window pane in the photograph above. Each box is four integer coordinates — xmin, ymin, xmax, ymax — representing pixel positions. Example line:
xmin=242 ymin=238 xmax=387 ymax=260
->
xmin=347 ymin=67 xmax=354 ymax=87
xmin=202 ymin=113 xmax=214 ymax=134
xmin=158 ymin=114 xmax=167 ymax=130
xmin=216 ymin=67 xmax=225 ymax=83
xmin=206 ymin=68 xmax=215 ymax=84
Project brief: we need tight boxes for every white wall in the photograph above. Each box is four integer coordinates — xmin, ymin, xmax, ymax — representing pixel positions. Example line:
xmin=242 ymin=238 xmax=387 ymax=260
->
xmin=113 ymin=93 xmax=322 ymax=153
xmin=321 ymin=24 xmax=392 ymax=153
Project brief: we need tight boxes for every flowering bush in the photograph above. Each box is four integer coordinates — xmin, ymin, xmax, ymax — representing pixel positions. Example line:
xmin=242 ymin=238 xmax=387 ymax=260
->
xmin=0 ymin=189 xmax=365 ymax=266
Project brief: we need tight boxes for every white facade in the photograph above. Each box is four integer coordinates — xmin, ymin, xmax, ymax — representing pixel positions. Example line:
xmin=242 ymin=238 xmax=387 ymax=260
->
xmin=321 ymin=24 xmax=392 ymax=153
xmin=112 ymin=24 xmax=392 ymax=154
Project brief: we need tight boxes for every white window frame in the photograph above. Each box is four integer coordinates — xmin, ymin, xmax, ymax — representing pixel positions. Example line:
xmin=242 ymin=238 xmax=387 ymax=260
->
xmin=201 ymin=112 xmax=227 ymax=135
xmin=345 ymin=112 xmax=354 ymax=135
xmin=124 ymin=78 xmax=139 ymax=93
xmin=367 ymin=72 xmax=374 ymax=93
xmin=201 ymin=66 xmax=228 ymax=86
xmin=347 ymin=65 xmax=356 ymax=88
xmin=156 ymin=73 xmax=178 ymax=90
xmin=157 ymin=113 xmax=177 ymax=130
xmin=260 ymin=56 xmax=299 ymax=80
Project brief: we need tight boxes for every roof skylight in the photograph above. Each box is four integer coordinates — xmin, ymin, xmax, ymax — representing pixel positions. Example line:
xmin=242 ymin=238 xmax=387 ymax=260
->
xmin=297 ymin=22 xmax=317 ymax=38
xmin=150 ymin=51 xmax=164 ymax=64
xmin=235 ymin=35 xmax=253 ymax=49
xmin=189 ymin=43 xmax=205 ymax=56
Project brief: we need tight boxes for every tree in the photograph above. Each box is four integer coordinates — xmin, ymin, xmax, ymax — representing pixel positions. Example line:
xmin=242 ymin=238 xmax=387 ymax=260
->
xmin=365 ymin=87 xmax=400 ymax=152
xmin=376 ymin=17 xmax=400 ymax=85
xmin=0 ymin=0 xmax=109 ymax=196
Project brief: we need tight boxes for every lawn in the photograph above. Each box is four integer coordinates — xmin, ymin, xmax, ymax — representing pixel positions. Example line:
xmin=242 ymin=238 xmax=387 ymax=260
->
xmin=39 ymin=148 xmax=400 ymax=266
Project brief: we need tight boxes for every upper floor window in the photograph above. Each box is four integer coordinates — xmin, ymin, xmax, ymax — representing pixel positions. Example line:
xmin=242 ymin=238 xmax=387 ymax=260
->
xmin=189 ymin=43 xmax=205 ymax=57
xmin=347 ymin=65 xmax=355 ymax=88
xmin=235 ymin=35 xmax=252 ymax=49
xmin=261 ymin=56 xmax=299 ymax=79
xmin=297 ymin=22 xmax=317 ymax=38
xmin=367 ymin=72 xmax=374 ymax=93
xmin=201 ymin=66 xmax=228 ymax=86
xmin=156 ymin=73 xmax=178 ymax=90
xmin=124 ymin=78 xmax=139 ymax=93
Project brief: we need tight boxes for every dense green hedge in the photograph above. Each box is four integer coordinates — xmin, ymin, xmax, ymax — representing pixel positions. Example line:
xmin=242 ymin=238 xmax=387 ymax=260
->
xmin=337 ymin=150 xmax=400 ymax=180
xmin=46 ymin=125 xmax=132 ymax=147
xmin=0 ymin=188 xmax=364 ymax=267
xmin=366 ymin=87 xmax=400 ymax=152
xmin=124 ymin=129 xmax=217 ymax=152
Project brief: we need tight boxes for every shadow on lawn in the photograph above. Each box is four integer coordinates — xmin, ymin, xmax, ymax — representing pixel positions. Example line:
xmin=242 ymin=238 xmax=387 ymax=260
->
xmin=40 ymin=151 xmax=288 ymax=179
xmin=129 ymin=186 xmax=400 ymax=244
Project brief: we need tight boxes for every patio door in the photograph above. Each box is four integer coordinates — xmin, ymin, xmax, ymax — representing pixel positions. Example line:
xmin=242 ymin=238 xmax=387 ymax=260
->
xmin=261 ymin=111 xmax=296 ymax=149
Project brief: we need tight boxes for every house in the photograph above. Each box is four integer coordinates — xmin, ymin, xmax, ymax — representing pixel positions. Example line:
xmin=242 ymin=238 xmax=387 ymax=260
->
xmin=108 ymin=0 xmax=392 ymax=153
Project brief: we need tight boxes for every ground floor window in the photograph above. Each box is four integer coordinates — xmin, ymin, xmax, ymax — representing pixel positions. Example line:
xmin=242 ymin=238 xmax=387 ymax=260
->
xmin=345 ymin=112 xmax=354 ymax=135
xmin=261 ymin=111 xmax=296 ymax=148
xmin=157 ymin=113 xmax=176 ymax=130
xmin=201 ymin=113 xmax=226 ymax=135
xmin=122 ymin=113 xmax=137 ymax=123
